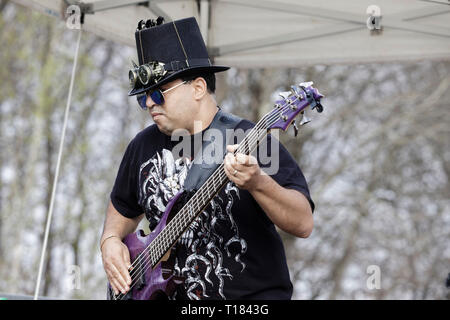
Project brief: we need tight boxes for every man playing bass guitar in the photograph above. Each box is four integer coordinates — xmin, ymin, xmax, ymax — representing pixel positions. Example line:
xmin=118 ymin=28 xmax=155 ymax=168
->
xmin=100 ymin=17 xmax=316 ymax=300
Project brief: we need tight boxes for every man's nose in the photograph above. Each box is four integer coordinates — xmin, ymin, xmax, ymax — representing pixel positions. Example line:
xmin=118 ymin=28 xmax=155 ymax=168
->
xmin=146 ymin=94 xmax=156 ymax=109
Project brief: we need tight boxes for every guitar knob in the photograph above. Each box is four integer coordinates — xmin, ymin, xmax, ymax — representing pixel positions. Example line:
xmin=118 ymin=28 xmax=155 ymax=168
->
xmin=315 ymin=101 xmax=324 ymax=113
xmin=300 ymin=111 xmax=311 ymax=126
xmin=293 ymin=120 xmax=299 ymax=137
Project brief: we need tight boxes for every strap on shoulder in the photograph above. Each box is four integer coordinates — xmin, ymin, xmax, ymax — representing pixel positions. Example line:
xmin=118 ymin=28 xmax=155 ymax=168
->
xmin=183 ymin=109 xmax=242 ymax=192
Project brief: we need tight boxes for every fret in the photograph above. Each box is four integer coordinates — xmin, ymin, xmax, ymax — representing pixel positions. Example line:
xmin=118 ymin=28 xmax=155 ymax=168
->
xmin=174 ymin=214 xmax=184 ymax=238
xmin=203 ymin=180 xmax=214 ymax=201
xmin=202 ymin=190 xmax=208 ymax=207
xmin=149 ymin=249 xmax=153 ymax=267
xmin=193 ymin=200 xmax=199 ymax=218
xmin=195 ymin=193 xmax=204 ymax=210
xmin=149 ymin=248 xmax=155 ymax=267
xmin=193 ymin=197 xmax=200 ymax=213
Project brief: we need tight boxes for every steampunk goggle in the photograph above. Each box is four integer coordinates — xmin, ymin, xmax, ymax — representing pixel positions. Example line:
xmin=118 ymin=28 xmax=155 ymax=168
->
xmin=128 ymin=60 xmax=167 ymax=89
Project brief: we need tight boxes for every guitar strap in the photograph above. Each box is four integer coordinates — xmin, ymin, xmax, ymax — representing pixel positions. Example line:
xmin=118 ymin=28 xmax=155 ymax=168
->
xmin=183 ymin=108 xmax=242 ymax=192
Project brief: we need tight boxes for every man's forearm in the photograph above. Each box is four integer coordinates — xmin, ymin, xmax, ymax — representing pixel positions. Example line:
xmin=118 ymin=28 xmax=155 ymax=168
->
xmin=249 ymin=174 xmax=313 ymax=238
xmin=100 ymin=201 xmax=143 ymax=245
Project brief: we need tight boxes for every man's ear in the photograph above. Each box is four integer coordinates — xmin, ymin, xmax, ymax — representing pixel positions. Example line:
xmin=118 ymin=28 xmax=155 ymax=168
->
xmin=191 ymin=77 xmax=207 ymax=100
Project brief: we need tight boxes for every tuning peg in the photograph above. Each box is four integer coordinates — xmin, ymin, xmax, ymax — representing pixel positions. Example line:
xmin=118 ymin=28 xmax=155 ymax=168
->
xmin=291 ymin=85 xmax=300 ymax=94
xmin=293 ymin=119 xmax=299 ymax=137
xmin=300 ymin=111 xmax=311 ymax=126
xmin=315 ymin=101 xmax=324 ymax=113
xmin=278 ymin=91 xmax=291 ymax=100
xmin=299 ymin=81 xmax=314 ymax=88
xmin=290 ymin=85 xmax=304 ymax=100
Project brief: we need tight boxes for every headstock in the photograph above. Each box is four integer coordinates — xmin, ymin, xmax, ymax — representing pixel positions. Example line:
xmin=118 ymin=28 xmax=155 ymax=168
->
xmin=268 ymin=82 xmax=324 ymax=136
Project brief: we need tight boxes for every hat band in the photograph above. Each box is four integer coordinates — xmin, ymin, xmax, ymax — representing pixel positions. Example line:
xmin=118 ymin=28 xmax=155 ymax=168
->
xmin=163 ymin=58 xmax=212 ymax=72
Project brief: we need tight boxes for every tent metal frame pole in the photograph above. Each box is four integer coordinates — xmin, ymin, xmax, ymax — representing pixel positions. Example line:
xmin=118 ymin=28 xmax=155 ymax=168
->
xmin=87 ymin=0 xmax=147 ymax=13
xmin=148 ymin=1 xmax=172 ymax=22
xmin=199 ymin=0 xmax=210 ymax=45
xmin=223 ymin=0 xmax=450 ymax=25
xmin=65 ymin=0 xmax=172 ymax=21
xmin=64 ymin=0 xmax=148 ymax=14
xmin=210 ymin=23 xmax=361 ymax=57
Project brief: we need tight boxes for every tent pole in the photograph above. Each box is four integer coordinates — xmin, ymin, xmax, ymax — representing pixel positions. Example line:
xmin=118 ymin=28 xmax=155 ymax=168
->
xmin=82 ymin=0 xmax=149 ymax=13
xmin=76 ymin=0 xmax=172 ymax=22
xmin=199 ymin=0 xmax=210 ymax=46
xmin=33 ymin=28 xmax=83 ymax=300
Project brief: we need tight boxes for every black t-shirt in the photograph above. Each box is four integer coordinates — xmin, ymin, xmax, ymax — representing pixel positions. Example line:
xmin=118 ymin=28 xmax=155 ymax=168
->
xmin=110 ymin=117 xmax=314 ymax=300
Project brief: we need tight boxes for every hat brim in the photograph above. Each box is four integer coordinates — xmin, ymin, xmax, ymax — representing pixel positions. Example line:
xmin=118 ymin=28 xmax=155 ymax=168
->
xmin=128 ymin=66 xmax=230 ymax=96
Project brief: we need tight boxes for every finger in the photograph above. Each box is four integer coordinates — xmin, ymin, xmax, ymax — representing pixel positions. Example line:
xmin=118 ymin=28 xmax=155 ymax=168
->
xmin=236 ymin=153 xmax=258 ymax=166
xmin=224 ymin=163 xmax=243 ymax=185
xmin=108 ymin=271 xmax=121 ymax=296
xmin=109 ymin=277 xmax=122 ymax=296
xmin=234 ymin=153 xmax=251 ymax=166
xmin=248 ymin=154 xmax=258 ymax=166
xmin=117 ymin=263 xmax=131 ymax=291
xmin=224 ymin=153 xmax=237 ymax=171
xmin=224 ymin=157 xmax=241 ymax=175
xmin=122 ymin=248 xmax=132 ymax=285
xmin=226 ymin=152 xmax=237 ymax=165
xmin=111 ymin=277 xmax=129 ymax=296
xmin=224 ymin=161 xmax=233 ymax=178
xmin=108 ymin=263 xmax=129 ymax=293
xmin=225 ymin=155 xmax=248 ymax=174
xmin=234 ymin=153 xmax=246 ymax=165
xmin=226 ymin=144 xmax=239 ymax=153
xmin=224 ymin=162 xmax=237 ymax=180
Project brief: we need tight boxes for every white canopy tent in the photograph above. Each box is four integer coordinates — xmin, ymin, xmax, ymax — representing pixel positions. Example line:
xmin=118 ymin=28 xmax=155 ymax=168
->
xmin=8 ymin=0 xmax=450 ymax=300
xmin=11 ymin=0 xmax=450 ymax=66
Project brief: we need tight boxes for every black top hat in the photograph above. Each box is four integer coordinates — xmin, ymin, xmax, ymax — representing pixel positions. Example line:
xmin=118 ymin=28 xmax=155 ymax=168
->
xmin=128 ymin=17 xmax=229 ymax=96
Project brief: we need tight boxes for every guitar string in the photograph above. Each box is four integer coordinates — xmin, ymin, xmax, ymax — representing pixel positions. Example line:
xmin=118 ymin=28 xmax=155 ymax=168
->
xmin=114 ymin=92 xmax=312 ymax=299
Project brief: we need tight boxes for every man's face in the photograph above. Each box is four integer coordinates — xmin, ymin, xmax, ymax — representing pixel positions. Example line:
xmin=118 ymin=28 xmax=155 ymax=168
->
xmin=145 ymin=79 xmax=196 ymax=135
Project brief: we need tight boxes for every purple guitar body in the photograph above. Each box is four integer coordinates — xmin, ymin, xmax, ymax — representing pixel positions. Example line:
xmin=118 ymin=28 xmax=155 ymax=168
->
xmin=107 ymin=81 xmax=324 ymax=300
xmin=107 ymin=191 xmax=185 ymax=300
